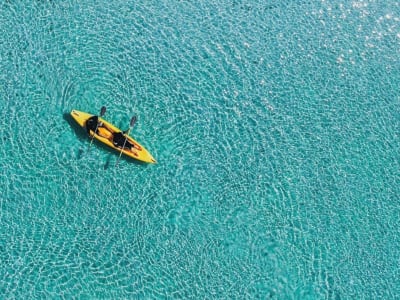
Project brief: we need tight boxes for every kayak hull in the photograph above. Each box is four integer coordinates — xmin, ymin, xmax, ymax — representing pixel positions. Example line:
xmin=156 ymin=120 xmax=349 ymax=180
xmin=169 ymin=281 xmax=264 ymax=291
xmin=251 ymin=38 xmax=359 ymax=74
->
xmin=70 ymin=110 xmax=156 ymax=163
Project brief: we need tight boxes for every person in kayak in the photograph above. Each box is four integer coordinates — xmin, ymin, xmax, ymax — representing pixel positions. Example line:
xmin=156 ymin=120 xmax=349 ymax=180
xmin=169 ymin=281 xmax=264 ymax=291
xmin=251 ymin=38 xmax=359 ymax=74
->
xmin=86 ymin=115 xmax=135 ymax=150
xmin=85 ymin=115 xmax=103 ymax=135
xmin=112 ymin=130 xmax=135 ymax=150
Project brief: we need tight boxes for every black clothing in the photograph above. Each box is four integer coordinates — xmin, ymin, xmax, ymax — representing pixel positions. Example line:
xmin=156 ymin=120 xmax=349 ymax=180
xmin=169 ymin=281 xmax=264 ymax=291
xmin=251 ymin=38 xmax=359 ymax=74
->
xmin=86 ymin=116 xmax=100 ymax=135
xmin=113 ymin=131 xmax=134 ymax=149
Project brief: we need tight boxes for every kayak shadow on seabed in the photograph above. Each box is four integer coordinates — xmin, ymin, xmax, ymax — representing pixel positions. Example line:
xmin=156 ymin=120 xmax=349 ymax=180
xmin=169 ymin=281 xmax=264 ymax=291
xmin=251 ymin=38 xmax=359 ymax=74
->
xmin=63 ymin=113 xmax=148 ymax=168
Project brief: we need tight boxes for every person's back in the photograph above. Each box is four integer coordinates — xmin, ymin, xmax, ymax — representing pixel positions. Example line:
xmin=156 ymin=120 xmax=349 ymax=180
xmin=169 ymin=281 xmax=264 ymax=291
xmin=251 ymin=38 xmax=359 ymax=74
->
xmin=113 ymin=131 xmax=134 ymax=149
xmin=86 ymin=116 xmax=99 ymax=135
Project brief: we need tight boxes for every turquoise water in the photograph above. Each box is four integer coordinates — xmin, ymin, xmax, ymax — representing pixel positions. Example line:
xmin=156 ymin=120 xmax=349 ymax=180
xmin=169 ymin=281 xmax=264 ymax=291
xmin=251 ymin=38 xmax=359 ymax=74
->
xmin=1 ymin=0 xmax=399 ymax=298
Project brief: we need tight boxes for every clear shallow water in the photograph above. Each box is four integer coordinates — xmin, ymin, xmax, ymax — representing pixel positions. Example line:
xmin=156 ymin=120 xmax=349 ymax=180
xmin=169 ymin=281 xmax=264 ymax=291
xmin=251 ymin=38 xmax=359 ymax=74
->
xmin=0 ymin=1 xmax=399 ymax=298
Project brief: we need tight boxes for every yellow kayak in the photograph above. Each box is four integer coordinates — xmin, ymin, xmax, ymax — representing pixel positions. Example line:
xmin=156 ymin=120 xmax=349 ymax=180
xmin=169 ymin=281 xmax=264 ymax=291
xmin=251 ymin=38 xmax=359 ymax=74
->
xmin=71 ymin=109 xmax=156 ymax=163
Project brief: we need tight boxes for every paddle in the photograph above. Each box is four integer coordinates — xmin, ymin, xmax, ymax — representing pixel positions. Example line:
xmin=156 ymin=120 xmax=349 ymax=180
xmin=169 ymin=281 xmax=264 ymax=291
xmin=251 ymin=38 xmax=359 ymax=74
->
xmin=89 ymin=106 xmax=106 ymax=148
xmin=116 ymin=116 xmax=137 ymax=166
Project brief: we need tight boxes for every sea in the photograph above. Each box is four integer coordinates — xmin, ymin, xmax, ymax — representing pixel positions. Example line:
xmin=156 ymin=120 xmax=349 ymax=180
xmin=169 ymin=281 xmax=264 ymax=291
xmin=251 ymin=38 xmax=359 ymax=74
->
xmin=0 ymin=1 xmax=399 ymax=299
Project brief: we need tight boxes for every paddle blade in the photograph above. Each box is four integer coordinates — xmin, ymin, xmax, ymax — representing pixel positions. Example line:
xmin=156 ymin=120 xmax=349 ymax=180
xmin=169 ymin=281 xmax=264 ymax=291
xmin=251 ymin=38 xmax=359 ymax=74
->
xmin=100 ymin=106 xmax=106 ymax=116
xmin=130 ymin=116 xmax=137 ymax=128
